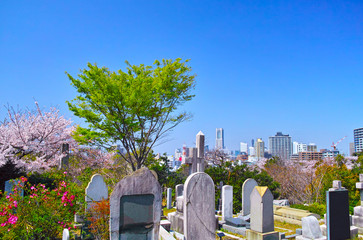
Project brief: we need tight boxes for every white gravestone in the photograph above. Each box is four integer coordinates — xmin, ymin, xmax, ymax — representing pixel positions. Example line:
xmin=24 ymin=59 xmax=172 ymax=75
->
xmin=184 ymin=172 xmax=216 ymax=240
xmin=85 ymin=174 xmax=108 ymax=209
xmin=62 ymin=228 xmax=69 ymax=240
xmin=222 ymin=185 xmax=233 ymax=221
xmin=296 ymin=216 xmax=325 ymax=240
xmin=241 ymin=178 xmax=258 ymax=216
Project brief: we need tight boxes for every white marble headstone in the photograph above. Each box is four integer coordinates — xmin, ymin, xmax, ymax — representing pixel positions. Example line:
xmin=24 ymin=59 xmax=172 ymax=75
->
xmin=222 ymin=185 xmax=233 ymax=221
xmin=242 ymin=178 xmax=258 ymax=216
xmin=62 ymin=228 xmax=69 ymax=240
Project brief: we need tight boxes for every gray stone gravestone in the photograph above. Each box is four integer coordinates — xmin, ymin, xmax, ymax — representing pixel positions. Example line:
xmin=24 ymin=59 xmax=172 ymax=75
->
xmin=222 ymin=185 xmax=233 ymax=221
xmin=4 ymin=179 xmax=24 ymax=197
xmin=110 ymin=167 xmax=161 ymax=240
xmin=85 ymin=174 xmax=108 ymax=209
xmin=184 ymin=172 xmax=216 ymax=240
xmin=175 ymin=184 xmax=183 ymax=198
xmin=353 ymin=174 xmax=363 ymax=233
xmin=241 ymin=178 xmax=258 ymax=216
xmin=246 ymin=186 xmax=279 ymax=240
xmin=296 ymin=216 xmax=325 ymax=240
xmin=326 ymin=180 xmax=350 ymax=240
xmin=59 ymin=143 xmax=69 ymax=170
xmin=167 ymin=188 xmax=172 ymax=209
xmin=62 ymin=228 xmax=70 ymax=240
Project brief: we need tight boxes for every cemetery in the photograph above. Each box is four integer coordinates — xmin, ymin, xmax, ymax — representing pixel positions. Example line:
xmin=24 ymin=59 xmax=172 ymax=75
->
xmin=0 ymin=130 xmax=362 ymax=240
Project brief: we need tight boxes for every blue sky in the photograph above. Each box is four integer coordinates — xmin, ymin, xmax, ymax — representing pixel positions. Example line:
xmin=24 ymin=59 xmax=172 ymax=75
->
xmin=0 ymin=0 xmax=362 ymax=155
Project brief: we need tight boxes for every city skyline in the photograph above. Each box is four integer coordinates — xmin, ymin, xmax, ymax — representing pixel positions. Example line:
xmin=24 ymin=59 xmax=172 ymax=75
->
xmin=1 ymin=1 xmax=362 ymax=157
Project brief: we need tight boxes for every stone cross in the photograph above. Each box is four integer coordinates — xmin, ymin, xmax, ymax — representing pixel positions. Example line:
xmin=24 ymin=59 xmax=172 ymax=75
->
xmin=241 ymin=178 xmax=258 ymax=216
xmin=353 ymin=174 xmax=363 ymax=233
xmin=85 ymin=174 xmax=108 ymax=209
xmin=356 ymin=174 xmax=363 ymax=205
xmin=184 ymin=172 xmax=216 ymax=240
xmin=326 ymin=180 xmax=350 ymax=240
xmin=222 ymin=185 xmax=233 ymax=221
xmin=110 ymin=167 xmax=161 ymax=240
xmin=246 ymin=186 xmax=279 ymax=239
xmin=59 ymin=143 xmax=69 ymax=170
xmin=166 ymin=188 xmax=172 ymax=209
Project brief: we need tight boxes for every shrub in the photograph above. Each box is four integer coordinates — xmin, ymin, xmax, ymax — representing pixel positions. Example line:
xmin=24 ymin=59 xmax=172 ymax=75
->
xmin=87 ymin=199 xmax=110 ymax=240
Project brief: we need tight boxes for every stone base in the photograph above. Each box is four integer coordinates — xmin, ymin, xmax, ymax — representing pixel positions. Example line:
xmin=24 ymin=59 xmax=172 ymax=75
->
xmin=225 ymin=217 xmax=248 ymax=227
xmin=168 ymin=211 xmax=184 ymax=234
xmin=246 ymin=229 xmax=279 ymax=240
xmin=221 ymin=224 xmax=247 ymax=236
xmin=320 ymin=224 xmax=358 ymax=238
xmin=295 ymin=236 xmax=325 ymax=240
xmin=352 ymin=214 xmax=363 ymax=228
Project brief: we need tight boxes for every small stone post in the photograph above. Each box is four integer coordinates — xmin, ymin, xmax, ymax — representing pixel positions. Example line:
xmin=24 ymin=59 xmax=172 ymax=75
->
xmin=167 ymin=188 xmax=172 ymax=209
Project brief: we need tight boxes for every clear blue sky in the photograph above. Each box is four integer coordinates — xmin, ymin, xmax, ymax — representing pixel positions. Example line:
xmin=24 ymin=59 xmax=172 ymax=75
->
xmin=1 ymin=0 xmax=362 ymax=155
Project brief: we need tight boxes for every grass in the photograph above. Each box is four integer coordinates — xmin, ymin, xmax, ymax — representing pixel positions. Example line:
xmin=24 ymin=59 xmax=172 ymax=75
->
xmin=163 ymin=207 xmax=176 ymax=216
xmin=274 ymin=220 xmax=300 ymax=235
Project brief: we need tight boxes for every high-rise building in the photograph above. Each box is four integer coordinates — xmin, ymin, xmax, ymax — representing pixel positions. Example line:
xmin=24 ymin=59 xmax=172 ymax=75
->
xmin=249 ymin=146 xmax=255 ymax=156
xmin=251 ymin=139 xmax=255 ymax=147
xmin=216 ymin=128 xmax=224 ymax=149
xmin=269 ymin=132 xmax=292 ymax=160
xmin=293 ymin=142 xmax=299 ymax=155
xmin=255 ymin=138 xmax=265 ymax=160
xmin=307 ymin=143 xmax=317 ymax=152
xmin=240 ymin=142 xmax=248 ymax=154
xmin=354 ymin=128 xmax=363 ymax=153
xmin=297 ymin=143 xmax=307 ymax=153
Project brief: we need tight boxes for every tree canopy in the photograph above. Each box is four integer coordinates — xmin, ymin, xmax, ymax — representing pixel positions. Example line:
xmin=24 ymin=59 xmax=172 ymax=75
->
xmin=67 ymin=58 xmax=195 ymax=171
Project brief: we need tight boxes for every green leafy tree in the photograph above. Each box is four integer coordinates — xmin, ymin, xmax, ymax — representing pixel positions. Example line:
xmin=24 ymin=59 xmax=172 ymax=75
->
xmin=66 ymin=59 xmax=195 ymax=171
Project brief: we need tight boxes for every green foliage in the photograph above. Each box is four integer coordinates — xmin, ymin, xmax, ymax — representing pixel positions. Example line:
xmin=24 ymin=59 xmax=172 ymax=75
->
xmin=290 ymin=203 xmax=326 ymax=217
xmin=205 ymin=163 xmax=280 ymax=213
xmin=0 ymin=173 xmax=84 ymax=239
xmin=66 ymin=58 xmax=195 ymax=171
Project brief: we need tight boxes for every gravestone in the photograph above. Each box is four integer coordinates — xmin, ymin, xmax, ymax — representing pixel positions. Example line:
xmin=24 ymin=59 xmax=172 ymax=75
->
xmin=85 ymin=174 xmax=108 ymax=209
xmin=167 ymin=188 xmax=172 ymax=209
xmin=222 ymin=185 xmax=233 ymax=221
xmin=175 ymin=184 xmax=183 ymax=198
xmin=246 ymin=186 xmax=279 ymax=240
xmin=241 ymin=178 xmax=258 ymax=216
xmin=4 ymin=179 xmax=24 ymax=197
xmin=296 ymin=216 xmax=325 ymax=240
xmin=62 ymin=228 xmax=70 ymax=240
xmin=326 ymin=180 xmax=350 ymax=240
xmin=353 ymin=174 xmax=363 ymax=233
xmin=184 ymin=172 xmax=216 ymax=240
xmin=110 ymin=167 xmax=161 ymax=240
xmin=59 ymin=143 xmax=69 ymax=170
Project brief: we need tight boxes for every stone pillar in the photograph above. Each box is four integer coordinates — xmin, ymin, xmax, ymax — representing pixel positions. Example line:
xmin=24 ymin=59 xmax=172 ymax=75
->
xmin=241 ymin=178 xmax=258 ymax=216
xmin=352 ymin=175 xmax=363 ymax=234
xmin=188 ymin=147 xmax=198 ymax=175
xmin=59 ymin=143 xmax=69 ymax=170
xmin=326 ymin=180 xmax=350 ymax=240
xmin=167 ymin=188 xmax=172 ymax=209
xmin=222 ymin=185 xmax=233 ymax=221
xmin=196 ymin=131 xmax=205 ymax=172
xmin=246 ymin=186 xmax=279 ymax=240
xmin=62 ymin=229 xmax=70 ymax=240
xmin=184 ymin=172 xmax=216 ymax=240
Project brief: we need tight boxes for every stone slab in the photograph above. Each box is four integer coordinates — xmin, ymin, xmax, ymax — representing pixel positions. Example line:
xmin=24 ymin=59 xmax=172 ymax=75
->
xmin=221 ymin=224 xmax=247 ymax=236
xmin=159 ymin=226 xmax=176 ymax=240
xmin=222 ymin=185 xmax=233 ymax=221
xmin=242 ymin=178 xmax=258 ymax=216
xmin=160 ymin=219 xmax=171 ymax=232
xmin=168 ymin=211 xmax=184 ymax=234
xmin=356 ymin=182 xmax=363 ymax=189
xmin=246 ymin=229 xmax=279 ymax=240
xmin=225 ymin=217 xmax=247 ymax=227
xmin=183 ymin=172 xmax=215 ymax=240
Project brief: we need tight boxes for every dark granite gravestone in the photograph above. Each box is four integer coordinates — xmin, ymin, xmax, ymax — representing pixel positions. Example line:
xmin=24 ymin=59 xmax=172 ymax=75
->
xmin=119 ymin=194 xmax=155 ymax=239
xmin=326 ymin=190 xmax=350 ymax=240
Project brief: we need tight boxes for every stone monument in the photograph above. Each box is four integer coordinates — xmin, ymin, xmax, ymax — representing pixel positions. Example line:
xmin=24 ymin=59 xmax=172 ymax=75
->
xmin=167 ymin=188 xmax=172 ymax=209
xmin=62 ymin=228 xmax=70 ymax=240
xmin=353 ymin=174 xmax=363 ymax=233
xmin=241 ymin=178 xmax=258 ymax=216
xmin=59 ymin=143 xmax=69 ymax=170
xmin=296 ymin=216 xmax=325 ymax=240
xmin=184 ymin=172 xmax=216 ymax=240
xmin=109 ymin=167 xmax=162 ymax=240
xmin=85 ymin=174 xmax=108 ymax=209
xmin=246 ymin=186 xmax=279 ymax=240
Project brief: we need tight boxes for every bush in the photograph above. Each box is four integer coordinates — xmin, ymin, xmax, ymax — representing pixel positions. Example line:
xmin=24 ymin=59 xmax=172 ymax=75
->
xmin=0 ymin=172 xmax=84 ymax=239
xmin=290 ymin=202 xmax=326 ymax=217
xmin=87 ymin=199 xmax=110 ymax=240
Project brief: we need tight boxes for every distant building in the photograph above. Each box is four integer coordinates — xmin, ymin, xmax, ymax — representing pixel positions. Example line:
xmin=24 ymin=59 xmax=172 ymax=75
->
xmin=269 ymin=132 xmax=292 ymax=160
xmin=293 ymin=142 xmax=298 ymax=155
xmin=350 ymin=142 xmax=355 ymax=156
xmin=175 ymin=148 xmax=182 ymax=162
xmin=249 ymin=146 xmax=255 ymax=156
xmin=255 ymin=138 xmax=265 ymax=160
xmin=307 ymin=143 xmax=317 ymax=152
xmin=297 ymin=143 xmax=307 ymax=153
xmin=251 ymin=139 xmax=255 ymax=147
xmin=322 ymin=150 xmax=340 ymax=159
xmin=240 ymin=142 xmax=248 ymax=154
xmin=354 ymin=128 xmax=363 ymax=153
xmin=298 ymin=152 xmax=322 ymax=161
xmin=216 ymin=128 xmax=224 ymax=149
